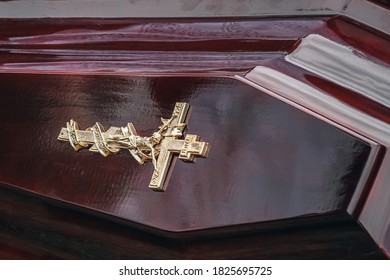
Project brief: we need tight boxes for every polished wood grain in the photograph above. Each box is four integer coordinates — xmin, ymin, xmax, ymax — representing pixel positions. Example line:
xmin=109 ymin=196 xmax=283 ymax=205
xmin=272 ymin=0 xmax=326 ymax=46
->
xmin=0 ymin=74 xmax=372 ymax=232
xmin=260 ymin=16 xmax=390 ymax=123
xmin=0 ymin=17 xmax=328 ymax=75
xmin=0 ymin=186 xmax=385 ymax=259
xmin=0 ymin=15 xmax=389 ymax=258
xmin=0 ymin=18 xmax=325 ymax=51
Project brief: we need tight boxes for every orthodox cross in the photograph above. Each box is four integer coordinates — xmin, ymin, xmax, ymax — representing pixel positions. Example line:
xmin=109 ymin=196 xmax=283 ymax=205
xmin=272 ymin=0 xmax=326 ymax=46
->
xmin=57 ymin=102 xmax=210 ymax=191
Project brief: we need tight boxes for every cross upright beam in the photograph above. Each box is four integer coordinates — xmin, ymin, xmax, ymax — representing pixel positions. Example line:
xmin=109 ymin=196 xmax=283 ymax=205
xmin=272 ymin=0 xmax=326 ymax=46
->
xmin=58 ymin=102 xmax=210 ymax=191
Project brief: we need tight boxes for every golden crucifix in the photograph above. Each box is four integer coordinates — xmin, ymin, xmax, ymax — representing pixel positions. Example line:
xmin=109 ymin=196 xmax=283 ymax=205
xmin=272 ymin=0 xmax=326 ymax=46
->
xmin=57 ymin=102 xmax=210 ymax=191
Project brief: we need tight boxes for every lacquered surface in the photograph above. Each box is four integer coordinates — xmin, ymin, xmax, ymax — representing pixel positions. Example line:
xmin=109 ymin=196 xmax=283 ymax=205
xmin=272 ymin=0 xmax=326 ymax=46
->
xmin=0 ymin=186 xmax=385 ymax=259
xmin=0 ymin=18 xmax=329 ymax=75
xmin=287 ymin=34 xmax=390 ymax=108
xmin=0 ymin=13 xmax=389 ymax=259
xmin=260 ymin=16 xmax=390 ymax=124
xmin=0 ymin=74 xmax=371 ymax=231
xmin=240 ymin=15 xmax=390 ymax=256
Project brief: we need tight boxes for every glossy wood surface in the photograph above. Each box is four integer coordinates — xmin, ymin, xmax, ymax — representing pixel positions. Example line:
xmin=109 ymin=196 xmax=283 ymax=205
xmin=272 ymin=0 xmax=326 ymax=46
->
xmin=292 ymin=17 xmax=390 ymax=123
xmin=0 ymin=15 xmax=389 ymax=258
xmin=0 ymin=186 xmax=385 ymax=259
xmin=0 ymin=18 xmax=328 ymax=75
xmin=0 ymin=73 xmax=372 ymax=232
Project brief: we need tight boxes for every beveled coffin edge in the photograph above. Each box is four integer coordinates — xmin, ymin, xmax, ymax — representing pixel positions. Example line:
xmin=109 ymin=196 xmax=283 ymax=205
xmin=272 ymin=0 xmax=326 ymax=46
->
xmin=241 ymin=67 xmax=390 ymax=258
xmin=0 ymin=1 xmax=389 ymax=36
xmin=2 ymin=184 xmax=386 ymax=259
xmin=0 ymin=72 xmax=381 ymax=236
xmin=0 ymin=180 xmax=362 ymax=242
xmin=0 ymin=72 xmax=381 ymax=230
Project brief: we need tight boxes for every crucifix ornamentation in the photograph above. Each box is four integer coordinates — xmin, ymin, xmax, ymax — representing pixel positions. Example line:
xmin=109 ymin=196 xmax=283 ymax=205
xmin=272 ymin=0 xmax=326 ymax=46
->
xmin=57 ymin=102 xmax=210 ymax=191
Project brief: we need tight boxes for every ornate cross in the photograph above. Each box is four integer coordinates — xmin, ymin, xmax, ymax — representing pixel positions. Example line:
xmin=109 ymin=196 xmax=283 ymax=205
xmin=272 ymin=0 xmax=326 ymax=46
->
xmin=57 ymin=102 xmax=210 ymax=191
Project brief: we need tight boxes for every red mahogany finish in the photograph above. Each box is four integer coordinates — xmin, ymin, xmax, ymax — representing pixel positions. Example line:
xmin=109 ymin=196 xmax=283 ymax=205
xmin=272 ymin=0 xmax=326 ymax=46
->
xmin=0 ymin=12 xmax=389 ymax=259
xmin=0 ymin=74 xmax=372 ymax=232
xmin=0 ymin=18 xmax=327 ymax=75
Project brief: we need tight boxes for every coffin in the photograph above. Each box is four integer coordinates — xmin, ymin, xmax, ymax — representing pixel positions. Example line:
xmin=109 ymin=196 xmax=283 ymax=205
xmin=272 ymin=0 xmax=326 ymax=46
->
xmin=0 ymin=1 xmax=390 ymax=259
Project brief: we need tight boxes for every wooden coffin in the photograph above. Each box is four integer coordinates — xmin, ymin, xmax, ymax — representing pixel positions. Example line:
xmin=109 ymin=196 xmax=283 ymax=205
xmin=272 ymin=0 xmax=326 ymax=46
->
xmin=0 ymin=1 xmax=389 ymax=259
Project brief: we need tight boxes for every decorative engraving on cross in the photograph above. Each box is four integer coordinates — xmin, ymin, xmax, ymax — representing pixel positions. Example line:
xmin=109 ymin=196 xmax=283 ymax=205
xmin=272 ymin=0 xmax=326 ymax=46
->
xmin=57 ymin=102 xmax=210 ymax=191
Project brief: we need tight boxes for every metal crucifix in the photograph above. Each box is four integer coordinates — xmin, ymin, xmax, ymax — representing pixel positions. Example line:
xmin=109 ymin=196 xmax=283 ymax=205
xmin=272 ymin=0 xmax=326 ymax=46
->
xmin=57 ymin=102 xmax=210 ymax=191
